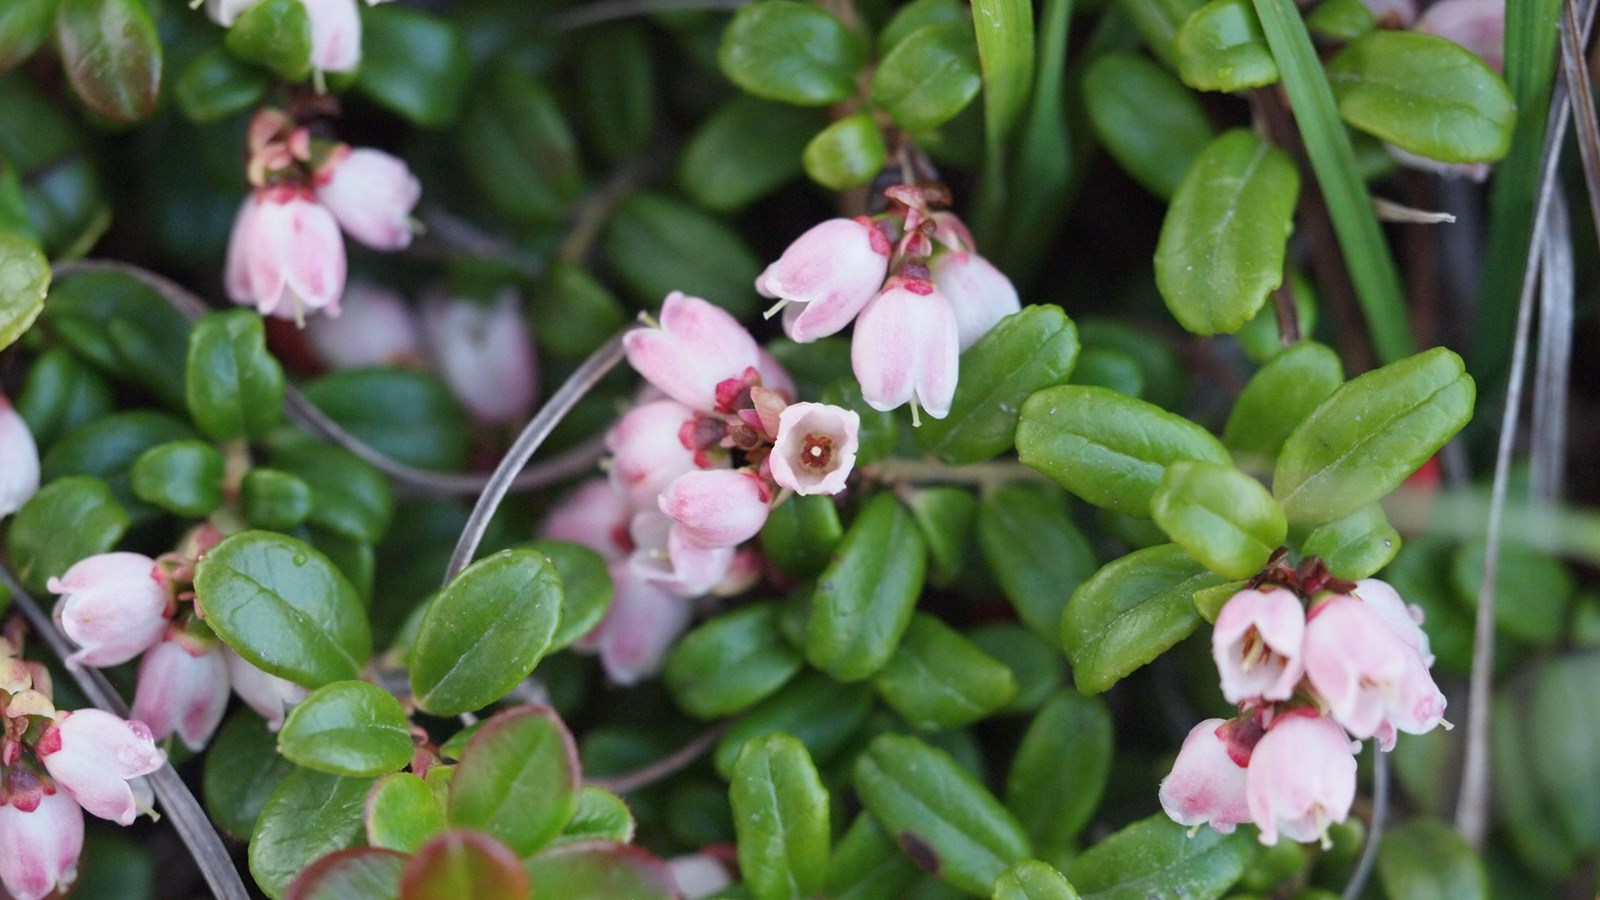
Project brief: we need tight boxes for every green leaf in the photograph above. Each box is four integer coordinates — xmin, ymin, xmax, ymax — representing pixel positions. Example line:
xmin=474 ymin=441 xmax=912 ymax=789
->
xmin=1327 ymin=30 xmax=1514 ymax=164
xmin=676 ymin=98 xmax=824 ymax=211
xmin=760 ymin=493 xmax=844 ymax=579
xmin=457 ymin=64 xmax=581 ymax=225
xmin=55 ymin=0 xmax=160 ymax=120
xmin=1450 ymin=540 xmax=1573 ymax=646
xmin=15 ymin=347 xmax=113 ymax=447
xmin=400 ymin=830 xmax=531 ymax=900
xmin=522 ymin=842 xmax=677 ymax=899
xmin=1005 ymin=690 xmax=1112 ymax=854
xmin=1492 ymin=689 xmax=1579 ymax=876
xmin=0 ymin=0 xmax=57 ymax=69
xmin=1175 ymin=0 xmax=1278 ymax=92
xmin=410 ymin=550 xmax=562 ymax=716
xmin=285 ymin=847 xmax=406 ymax=900
xmin=42 ymin=270 xmax=192 ymax=408
xmin=1300 ymin=504 xmax=1399 ymax=580
xmin=978 ymin=484 xmax=1097 ymax=640
xmin=730 ymin=734 xmax=831 ymax=900
xmin=1151 ymin=461 xmax=1286 ymax=579
xmin=873 ymin=614 xmax=1018 ymax=730
xmin=529 ymin=540 xmax=613 ymax=652
xmin=278 ymin=681 xmax=413 ymax=777
xmin=992 ymin=860 xmax=1081 ymax=900
xmin=577 ymin=26 xmax=655 ymax=161
xmin=1017 ymin=385 xmax=1232 ymax=517
xmin=969 ymin=623 xmax=1065 ymax=715
xmin=1116 ymin=0 xmax=1205 ymax=67
xmin=302 ymin=369 xmax=468 ymax=472
xmin=271 ymin=444 xmax=393 ymax=545
xmin=6 ymin=475 xmax=126 ymax=594
xmin=905 ymin=487 xmax=977 ymax=588
xmin=1527 ymin=653 xmax=1600 ymax=852
xmin=918 ymin=305 xmax=1080 ymax=465
xmin=1075 ymin=319 xmax=1188 ymax=410
xmin=1083 ymin=53 xmax=1214 ymax=200
xmin=1222 ymin=340 xmax=1343 ymax=473
xmin=40 ymin=410 xmax=194 ymax=519
xmin=806 ymin=494 xmax=928 ymax=681
xmin=1155 ymin=129 xmax=1298 ymax=336
xmin=1376 ymin=819 xmax=1488 ymax=900
xmin=447 ymin=706 xmax=580 ymax=857
xmin=971 ymin=0 xmax=1034 ymax=153
xmin=356 ymin=6 xmax=470 ymax=128
xmin=873 ymin=23 xmax=983 ymax=133
xmin=224 ymin=0 xmax=311 ymax=81
xmin=186 ymin=310 xmax=286 ymax=442
xmin=0 ymin=229 xmax=46 ymax=352
xmin=130 ymin=440 xmax=224 ymax=518
xmin=829 ymin=813 xmax=920 ymax=900
xmin=1305 ymin=0 xmax=1374 ymax=41
xmin=175 ymin=47 xmax=269 ymax=124
xmin=204 ymin=711 xmax=298 ymax=841
xmin=713 ymin=671 xmax=875 ymax=778
xmin=554 ymin=787 xmax=635 ymax=846
xmin=1064 ymin=813 xmax=1253 ymax=899
xmin=250 ymin=769 xmax=376 ymax=900
xmin=803 ymin=113 xmax=888 ymax=190
xmin=195 ymin=531 xmax=371 ymax=688
xmin=241 ymin=468 xmax=314 ymax=531
xmin=1062 ymin=544 xmax=1227 ymax=693
xmin=365 ymin=772 xmax=445 ymax=854
xmin=881 ymin=0 xmax=965 ymax=53
xmin=665 ymin=603 xmax=803 ymax=720
xmin=855 ymin=733 xmax=1031 ymax=896
xmin=529 ymin=263 xmax=629 ymax=362
xmin=718 ymin=1 xmax=865 ymax=106
xmin=1233 ymin=271 xmax=1318 ymax=365
xmin=1272 ymin=347 xmax=1475 ymax=525
xmin=604 ymin=192 xmax=762 ymax=319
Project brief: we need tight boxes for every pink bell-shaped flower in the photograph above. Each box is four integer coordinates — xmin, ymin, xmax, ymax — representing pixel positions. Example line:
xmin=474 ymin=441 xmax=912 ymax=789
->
xmin=0 ymin=395 xmax=39 ymax=519
xmin=36 ymin=710 xmax=166 ymax=826
xmin=1244 ymin=712 xmax=1357 ymax=846
xmin=1352 ymin=578 xmax=1433 ymax=665
xmin=304 ymin=283 xmax=423 ymax=370
xmin=606 ymin=400 xmax=701 ymax=509
xmin=851 ymin=277 xmax=960 ymax=420
xmin=667 ymin=854 xmax=735 ymax=899
xmin=301 ymin=0 xmax=362 ymax=73
xmin=627 ymin=512 xmax=736 ymax=598
xmin=623 ymin=293 xmax=762 ymax=411
xmin=585 ymin=567 xmax=692 ymax=686
xmin=131 ymin=631 xmax=231 ymax=751
xmin=1302 ymin=594 xmax=1447 ymax=750
xmin=542 ymin=479 xmax=633 ymax=562
xmin=48 ymin=553 xmax=171 ymax=668
xmin=769 ymin=403 xmax=861 ymax=496
xmin=756 ymin=348 xmax=797 ymax=404
xmin=225 ymin=187 xmax=347 ymax=321
xmin=1212 ymin=588 xmax=1306 ymax=703
xmin=930 ymin=251 xmax=1020 ymax=351
xmin=315 ymin=146 xmax=422 ymax=251
xmin=658 ymin=469 xmax=772 ymax=550
xmin=1417 ymin=0 xmax=1504 ymax=73
xmin=0 ymin=790 xmax=83 ymax=900
xmin=421 ymin=291 xmax=538 ymax=426
xmin=225 ymin=649 xmax=310 ymax=732
xmin=1159 ymin=717 xmax=1252 ymax=835
xmin=757 ymin=218 xmax=892 ymax=343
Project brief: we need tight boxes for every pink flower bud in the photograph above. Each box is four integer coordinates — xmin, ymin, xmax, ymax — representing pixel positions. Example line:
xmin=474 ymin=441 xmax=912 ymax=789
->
xmin=667 ymin=854 xmax=735 ymax=899
xmin=770 ymin=403 xmax=860 ymax=496
xmin=851 ymin=279 xmax=960 ymax=420
xmin=1302 ymin=595 xmax=1446 ymax=750
xmin=1417 ymin=0 xmax=1502 ymax=73
xmin=0 ymin=395 xmax=40 ymax=519
xmin=606 ymin=400 xmax=701 ymax=509
xmin=658 ymin=469 xmax=771 ymax=549
xmin=757 ymin=218 xmax=891 ymax=343
xmin=224 ymin=649 xmax=310 ymax=732
xmin=48 ymin=553 xmax=171 ymax=668
xmin=623 ymin=293 xmax=762 ymax=410
xmin=0 ymin=790 xmax=83 ymax=900
xmin=422 ymin=291 xmax=538 ymax=426
xmin=315 ymin=147 xmax=422 ymax=250
xmin=131 ymin=633 xmax=230 ymax=751
xmin=301 ymin=0 xmax=361 ymax=73
xmin=225 ymin=188 xmax=347 ymax=320
xmin=542 ymin=479 xmax=633 ymax=562
xmin=586 ymin=564 xmax=692 ymax=686
xmin=1212 ymin=588 xmax=1305 ymax=703
xmin=627 ymin=512 xmax=736 ymax=598
xmin=1244 ymin=713 xmax=1357 ymax=846
xmin=1361 ymin=0 xmax=1416 ymax=26
xmin=37 ymin=710 xmax=166 ymax=825
xmin=304 ymin=283 xmax=423 ymax=370
xmin=930 ymin=251 xmax=1021 ymax=351
xmin=1158 ymin=717 xmax=1251 ymax=835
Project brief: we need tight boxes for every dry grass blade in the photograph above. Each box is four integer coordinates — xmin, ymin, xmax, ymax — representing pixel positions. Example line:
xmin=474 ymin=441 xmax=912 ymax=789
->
xmin=1532 ymin=189 xmax=1574 ymax=509
xmin=1562 ymin=0 xmax=1600 ymax=240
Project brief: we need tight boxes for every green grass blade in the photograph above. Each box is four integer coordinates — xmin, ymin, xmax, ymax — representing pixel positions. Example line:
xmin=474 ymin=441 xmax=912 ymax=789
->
xmin=971 ymin=0 xmax=1035 ymax=239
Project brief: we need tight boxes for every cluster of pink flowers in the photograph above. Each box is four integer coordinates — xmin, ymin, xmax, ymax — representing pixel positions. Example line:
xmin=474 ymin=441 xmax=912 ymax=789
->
xmin=1160 ymin=576 xmax=1447 ymax=846
xmin=225 ymin=108 xmax=421 ymax=323
xmin=204 ymin=0 xmax=392 ymax=75
xmin=542 ymin=293 xmax=862 ymax=683
xmin=0 ymin=623 xmax=166 ymax=900
xmin=757 ymin=186 xmax=1019 ymax=423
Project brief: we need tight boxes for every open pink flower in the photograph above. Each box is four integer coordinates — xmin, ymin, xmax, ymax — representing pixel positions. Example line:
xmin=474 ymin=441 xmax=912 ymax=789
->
xmin=49 ymin=553 xmax=171 ymax=668
xmin=1212 ymin=588 xmax=1305 ymax=703
xmin=1302 ymin=594 xmax=1446 ymax=750
xmin=422 ymin=291 xmax=537 ymax=426
xmin=757 ymin=218 xmax=891 ymax=343
xmin=658 ymin=470 xmax=771 ymax=549
xmin=542 ymin=479 xmax=633 ymax=562
xmin=37 ymin=710 xmax=165 ymax=825
xmin=930 ymin=251 xmax=1020 ymax=351
xmin=1245 ymin=712 xmax=1357 ymax=846
xmin=851 ymin=277 xmax=960 ymax=420
xmin=225 ymin=187 xmax=347 ymax=320
xmin=624 ymin=293 xmax=762 ymax=410
xmin=1159 ymin=717 xmax=1252 ymax=835
xmin=301 ymin=0 xmax=362 ymax=73
xmin=0 ymin=790 xmax=83 ymax=900
xmin=0 ymin=395 xmax=39 ymax=519
xmin=606 ymin=400 xmax=701 ymax=509
xmin=316 ymin=147 xmax=421 ymax=250
xmin=627 ymin=512 xmax=736 ymax=598
xmin=769 ymin=403 xmax=860 ymax=496
xmin=131 ymin=632 xmax=231 ymax=751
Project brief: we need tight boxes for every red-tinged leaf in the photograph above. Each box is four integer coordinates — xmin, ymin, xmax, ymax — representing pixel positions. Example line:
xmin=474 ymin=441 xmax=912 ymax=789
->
xmin=55 ymin=0 xmax=161 ymax=121
xmin=286 ymin=848 xmax=406 ymax=900
xmin=446 ymin=705 xmax=580 ymax=856
xmin=400 ymin=830 xmax=531 ymax=900
xmin=523 ymin=840 xmax=680 ymax=899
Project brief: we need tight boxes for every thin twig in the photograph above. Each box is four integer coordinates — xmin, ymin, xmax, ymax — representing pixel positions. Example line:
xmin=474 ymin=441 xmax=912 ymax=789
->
xmin=1561 ymin=0 xmax=1600 ymax=246
xmin=1342 ymin=746 xmax=1389 ymax=900
xmin=588 ymin=721 xmax=733 ymax=795
xmin=548 ymin=0 xmax=750 ymax=31
xmin=558 ymin=162 xmax=648 ymax=266
xmin=0 ymin=567 xmax=250 ymax=900
xmin=1271 ymin=271 xmax=1301 ymax=346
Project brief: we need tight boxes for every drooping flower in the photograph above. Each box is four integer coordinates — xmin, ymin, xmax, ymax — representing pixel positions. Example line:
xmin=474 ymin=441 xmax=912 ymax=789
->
xmin=542 ymin=479 xmax=634 ymax=561
xmin=1416 ymin=0 xmax=1504 ymax=73
xmin=622 ymin=293 xmax=762 ymax=410
xmin=1158 ymin=718 xmax=1252 ymax=835
xmin=606 ymin=400 xmax=702 ymax=510
xmin=225 ymin=187 xmax=347 ymax=321
xmin=315 ymin=146 xmax=422 ymax=251
xmin=304 ymin=283 xmax=423 ymax=370
xmin=930 ymin=250 xmax=1020 ymax=351
xmin=48 ymin=553 xmax=171 ymax=668
xmin=0 ymin=395 xmax=39 ymax=519
xmin=36 ymin=710 xmax=166 ymax=826
xmin=1245 ymin=712 xmax=1357 ymax=846
xmin=421 ymin=291 xmax=538 ymax=426
xmin=0 ymin=790 xmax=83 ymax=900
xmin=131 ymin=632 xmax=231 ymax=751
xmin=203 ymin=0 xmax=259 ymax=26
xmin=769 ymin=402 xmax=860 ymax=496
xmin=658 ymin=469 xmax=772 ymax=550
xmin=1212 ymin=588 xmax=1306 ymax=704
xmin=1301 ymin=594 xmax=1446 ymax=750
xmin=851 ymin=277 xmax=960 ymax=420
xmin=667 ymin=853 xmax=736 ymax=899
xmin=225 ymin=650 xmax=310 ymax=732
xmin=584 ymin=567 xmax=692 ymax=686
xmin=1352 ymin=578 xmax=1433 ymax=666
xmin=627 ymin=512 xmax=736 ymax=598
xmin=301 ymin=0 xmax=362 ymax=74
xmin=757 ymin=217 xmax=892 ymax=343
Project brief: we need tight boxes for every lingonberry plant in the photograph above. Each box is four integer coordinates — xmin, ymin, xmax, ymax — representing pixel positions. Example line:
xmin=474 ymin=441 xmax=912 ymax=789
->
xmin=0 ymin=0 xmax=1594 ymax=897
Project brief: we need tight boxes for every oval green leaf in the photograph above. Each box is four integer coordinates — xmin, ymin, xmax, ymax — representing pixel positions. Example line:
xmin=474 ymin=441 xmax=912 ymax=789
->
xmin=224 ymin=0 xmax=311 ymax=81
xmin=872 ymin=614 xmax=1018 ymax=730
xmin=529 ymin=539 xmax=613 ymax=653
xmin=664 ymin=603 xmax=804 ymax=720
xmin=803 ymin=113 xmax=887 ymax=190
xmin=718 ymin=1 xmax=864 ymax=106
xmin=205 ymin=710 xmax=299 ymax=841
xmin=130 ymin=440 xmax=224 ymax=518
xmin=6 ymin=474 xmax=127 ymax=593
xmin=806 ymin=493 xmax=928 ymax=681
xmin=1151 ymin=461 xmax=1286 ymax=579
xmin=0 ymin=229 xmax=47 ymax=352
xmin=285 ymin=847 xmax=406 ymax=900
xmin=365 ymin=772 xmax=445 ymax=854
xmin=829 ymin=813 xmax=920 ymax=900
xmin=713 ymin=671 xmax=875 ymax=778
xmin=523 ymin=841 xmax=678 ymax=900
xmin=1084 ymin=53 xmax=1215 ymax=199
xmin=278 ymin=681 xmax=413 ymax=777
xmin=872 ymin=22 xmax=983 ymax=133
xmin=977 ymin=484 xmax=1097 ymax=640
xmin=553 ymin=786 xmax=635 ymax=847
xmin=356 ymin=5 xmax=471 ymax=128
xmin=1300 ymin=503 xmax=1399 ymax=580
xmin=1004 ymin=690 xmax=1113 ymax=854
xmin=993 ymin=860 xmax=1081 ymax=900
xmin=400 ymin=830 xmax=530 ymax=900
xmin=1064 ymin=813 xmax=1253 ymax=899
xmin=1175 ymin=0 xmax=1278 ymax=92
xmin=186 ymin=310 xmax=286 ymax=442
xmin=1376 ymin=819 xmax=1488 ymax=900
xmin=250 ymin=769 xmax=377 ymax=900
xmin=56 ymin=0 xmax=161 ymax=121
xmin=1222 ymin=340 xmax=1343 ymax=473
xmin=730 ymin=734 xmax=830 ymax=900
xmin=604 ymin=192 xmax=762 ymax=319
xmin=447 ymin=706 xmax=580 ymax=857
xmin=676 ymin=98 xmax=824 ymax=212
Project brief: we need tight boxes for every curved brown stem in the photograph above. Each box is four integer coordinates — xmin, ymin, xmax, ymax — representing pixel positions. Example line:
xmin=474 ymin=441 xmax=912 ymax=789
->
xmin=588 ymin=721 xmax=733 ymax=795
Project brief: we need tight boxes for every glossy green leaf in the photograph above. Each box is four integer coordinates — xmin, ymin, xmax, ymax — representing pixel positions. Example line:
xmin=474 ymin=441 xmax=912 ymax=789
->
xmin=285 ymin=847 xmax=406 ymax=900
xmin=271 ymin=444 xmax=393 ymax=545
xmin=1192 ymin=580 xmax=1248 ymax=623
xmin=43 ymin=270 xmax=191 ymax=408
xmin=760 ymin=493 xmax=844 ymax=579
xmin=576 ymin=25 xmax=655 ymax=161
xmin=1305 ymin=0 xmax=1374 ymax=41
xmin=302 ymin=369 xmax=467 ymax=472
xmin=0 ymin=229 xmax=46 ymax=352
xmin=1151 ymin=461 xmax=1285 ymax=579
xmin=187 ymin=310 xmax=286 ymax=442
xmin=1376 ymin=819 xmax=1488 ymax=900
xmin=522 ymin=842 xmax=678 ymax=899
xmin=730 ymin=734 xmax=830 ymax=900
xmin=1300 ymin=504 xmax=1399 ymax=580
xmin=984 ymin=0 xmax=1070 ymax=273
xmin=971 ymin=0 xmax=1034 ymax=154
xmin=873 ymin=23 xmax=982 ymax=133
xmin=241 ymin=468 xmax=314 ymax=531
xmin=1222 ymin=341 xmax=1343 ymax=473
xmin=16 ymin=347 xmax=113 ymax=449
xmin=7 ymin=475 xmax=127 ymax=593
xmin=1155 ymin=129 xmax=1298 ymax=336
xmin=881 ymin=0 xmax=965 ymax=52
xmin=225 ymin=0 xmax=311 ymax=81
xmin=605 ymin=192 xmax=761 ymax=319
xmin=829 ymin=813 xmax=920 ymax=900
xmin=176 ymin=48 xmax=269 ymax=124
xmin=357 ymin=6 xmax=470 ymax=128
xmin=1117 ymin=0 xmax=1205 ymax=67
xmin=555 ymin=787 xmax=635 ymax=846
xmin=1083 ymin=53 xmax=1214 ymax=199
xmin=873 ymin=614 xmax=1018 ymax=730
xmin=905 ymin=487 xmax=977 ymax=588
xmin=1175 ymin=0 xmax=1278 ymax=91
xmin=919 ymin=305 xmax=1080 ymax=465
xmin=250 ymin=769 xmax=377 ymax=900
xmin=56 ymin=0 xmax=161 ymax=120
xmin=41 ymin=410 xmax=194 ymax=518
xmin=993 ymin=860 xmax=1081 ymax=900
xmin=195 ymin=531 xmax=371 ymax=688
xmin=1064 ymin=813 xmax=1252 ymax=899
xmin=410 ymin=550 xmax=562 ymax=716
xmin=278 ymin=681 xmax=413 ymax=777
xmin=1017 ymin=385 xmax=1232 ymax=517
xmin=1233 ymin=271 xmax=1318 ymax=365
xmin=718 ymin=1 xmax=864 ymax=106
xmin=0 ymin=0 xmax=56 ymax=69
xmin=205 ymin=711 xmax=299 ymax=841
xmin=365 ymin=772 xmax=445 ymax=854
xmin=1273 ymin=347 xmax=1475 ymax=525
xmin=528 ymin=540 xmax=612 ymax=652
xmin=676 ymin=98 xmax=824 ymax=211
xmin=977 ymin=485 xmax=1097 ymax=640
xmin=457 ymin=64 xmax=581 ymax=225
xmin=969 ymin=623 xmax=1065 ymax=715
xmin=806 ymin=494 xmax=928 ymax=681
xmin=1327 ymin=30 xmax=1514 ymax=164
xmin=666 ymin=603 xmax=803 ymax=720
xmin=855 ymin=733 xmax=1031 ymax=896
xmin=1005 ymin=690 xmax=1112 ymax=854
xmin=803 ymin=113 xmax=887 ymax=190
xmin=1450 ymin=540 xmax=1572 ymax=646
xmin=447 ymin=706 xmax=580 ymax=856
xmin=1076 ymin=319 xmax=1189 ymax=410
xmin=130 ymin=440 xmax=224 ymax=518
xmin=1062 ymin=544 xmax=1227 ymax=693
xmin=400 ymin=830 xmax=531 ymax=900
xmin=714 ymin=671 xmax=875 ymax=778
